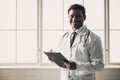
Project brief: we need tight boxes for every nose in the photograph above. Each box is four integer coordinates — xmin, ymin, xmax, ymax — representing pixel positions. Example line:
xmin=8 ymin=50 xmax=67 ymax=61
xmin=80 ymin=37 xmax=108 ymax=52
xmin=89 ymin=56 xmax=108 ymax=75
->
xmin=72 ymin=16 xmax=78 ymax=21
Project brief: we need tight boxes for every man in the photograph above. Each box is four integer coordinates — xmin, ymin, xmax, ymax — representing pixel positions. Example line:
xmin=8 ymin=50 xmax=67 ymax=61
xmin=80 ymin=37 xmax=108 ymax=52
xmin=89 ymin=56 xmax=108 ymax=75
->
xmin=57 ymin=4 xmax=104 ymax=80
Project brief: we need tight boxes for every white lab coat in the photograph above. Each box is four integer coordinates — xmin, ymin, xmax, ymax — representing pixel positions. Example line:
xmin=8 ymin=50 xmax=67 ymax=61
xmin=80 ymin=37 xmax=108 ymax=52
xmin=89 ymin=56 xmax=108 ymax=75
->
xmin=57 ymin=25 xmax=104 ymax=80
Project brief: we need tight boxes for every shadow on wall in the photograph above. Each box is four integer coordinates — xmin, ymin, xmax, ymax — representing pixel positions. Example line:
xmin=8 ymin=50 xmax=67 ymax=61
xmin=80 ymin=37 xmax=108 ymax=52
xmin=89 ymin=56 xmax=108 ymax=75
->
xmin=96 ymin=68 xmax=120 ymax=80
xmin=0 ymin=68 xmax=60 ymax=80
xmin=0 ymin=68 xmax=120 ymax=80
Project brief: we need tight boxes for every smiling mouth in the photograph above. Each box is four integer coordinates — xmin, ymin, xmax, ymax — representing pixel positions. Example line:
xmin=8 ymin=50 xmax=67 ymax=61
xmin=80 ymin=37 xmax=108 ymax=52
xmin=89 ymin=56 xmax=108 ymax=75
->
xmin=72 ymin=22 xmax=78 ymax=25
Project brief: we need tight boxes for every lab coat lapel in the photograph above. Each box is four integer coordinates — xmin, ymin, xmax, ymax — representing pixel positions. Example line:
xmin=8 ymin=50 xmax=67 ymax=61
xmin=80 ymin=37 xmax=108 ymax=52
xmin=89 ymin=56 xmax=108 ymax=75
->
xmin=71 ymin=33 xmax=83 ymax=48
xmin=71 ymin=26 xmax=88 ymax=47
xmin=62 ymin=32 xmax=71 ymax=59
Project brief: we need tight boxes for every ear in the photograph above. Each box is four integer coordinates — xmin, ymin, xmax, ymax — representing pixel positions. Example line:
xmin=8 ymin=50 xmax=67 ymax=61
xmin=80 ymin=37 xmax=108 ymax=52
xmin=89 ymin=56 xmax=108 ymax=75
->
xmin=84 ymin=15 xmax=86 ymax=20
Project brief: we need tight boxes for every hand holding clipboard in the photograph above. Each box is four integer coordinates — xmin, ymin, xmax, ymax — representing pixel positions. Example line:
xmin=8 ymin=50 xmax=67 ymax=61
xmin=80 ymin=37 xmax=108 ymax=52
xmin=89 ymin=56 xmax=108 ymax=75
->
xmin=44 ymin=51 xmax=69 ymax=68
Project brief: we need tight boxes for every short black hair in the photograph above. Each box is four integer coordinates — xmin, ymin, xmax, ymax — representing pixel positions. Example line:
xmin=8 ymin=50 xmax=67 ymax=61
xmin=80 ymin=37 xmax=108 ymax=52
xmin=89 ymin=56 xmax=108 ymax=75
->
xmin=68 ymin=4 xmax=86 ymax=16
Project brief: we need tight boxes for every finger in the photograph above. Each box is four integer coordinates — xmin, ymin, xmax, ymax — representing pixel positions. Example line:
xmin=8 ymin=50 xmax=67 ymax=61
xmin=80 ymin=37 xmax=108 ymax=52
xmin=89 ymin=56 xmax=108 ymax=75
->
xmin=64 ymin=63 xmax=70 ymax=69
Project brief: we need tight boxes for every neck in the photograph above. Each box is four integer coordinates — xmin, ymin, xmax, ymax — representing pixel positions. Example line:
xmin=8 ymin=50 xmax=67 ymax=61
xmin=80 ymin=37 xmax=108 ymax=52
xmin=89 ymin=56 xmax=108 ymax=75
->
xmin=72 ymin=25 xmax=83 ymax=32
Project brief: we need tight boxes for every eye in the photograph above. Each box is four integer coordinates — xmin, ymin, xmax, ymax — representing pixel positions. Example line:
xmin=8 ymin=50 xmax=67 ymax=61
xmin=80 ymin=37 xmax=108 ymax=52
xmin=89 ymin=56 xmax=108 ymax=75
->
xmin=70 ymin=15 xmax=74 ymax=18
xmin=76 ymin=15 xmax=82 ymax=18
xmin=69 ymin=15 xmax=82 ymax=19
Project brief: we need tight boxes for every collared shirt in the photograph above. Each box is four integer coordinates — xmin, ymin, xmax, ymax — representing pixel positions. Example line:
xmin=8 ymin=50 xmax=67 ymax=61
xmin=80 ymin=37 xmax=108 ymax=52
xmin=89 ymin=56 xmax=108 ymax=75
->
xmin=57 ymin=25 xmax=104 ymax=80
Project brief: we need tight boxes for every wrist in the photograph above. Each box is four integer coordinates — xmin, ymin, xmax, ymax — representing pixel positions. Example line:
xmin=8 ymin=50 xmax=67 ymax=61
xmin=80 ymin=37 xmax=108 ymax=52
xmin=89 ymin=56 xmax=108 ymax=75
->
xmin=70 ymin=62 xmax=76 ymax=70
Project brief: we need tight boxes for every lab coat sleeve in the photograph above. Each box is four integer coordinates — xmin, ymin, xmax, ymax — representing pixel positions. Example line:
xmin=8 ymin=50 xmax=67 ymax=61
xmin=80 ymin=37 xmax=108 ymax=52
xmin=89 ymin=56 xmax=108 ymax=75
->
xmin=76 ymin=37 xmax=104 ymax=72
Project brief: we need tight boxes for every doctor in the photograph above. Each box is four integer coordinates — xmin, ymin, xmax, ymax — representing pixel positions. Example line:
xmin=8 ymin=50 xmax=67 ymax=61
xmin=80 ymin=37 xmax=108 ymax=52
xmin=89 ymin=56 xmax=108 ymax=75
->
xmin=57 ymin=4 xmax=104 ymax=80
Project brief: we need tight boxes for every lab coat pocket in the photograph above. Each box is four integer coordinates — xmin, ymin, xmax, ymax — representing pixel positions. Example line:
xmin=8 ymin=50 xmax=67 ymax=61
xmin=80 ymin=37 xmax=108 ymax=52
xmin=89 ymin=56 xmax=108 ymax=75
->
xmin=76 ymin=41 xmax=89 ymax=62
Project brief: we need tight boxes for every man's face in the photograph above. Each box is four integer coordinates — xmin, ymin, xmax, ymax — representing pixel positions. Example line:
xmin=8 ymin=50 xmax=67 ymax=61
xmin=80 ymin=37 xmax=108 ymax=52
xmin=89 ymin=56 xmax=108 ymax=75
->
xmin=68 ymin=9 xmax=86 ymax=31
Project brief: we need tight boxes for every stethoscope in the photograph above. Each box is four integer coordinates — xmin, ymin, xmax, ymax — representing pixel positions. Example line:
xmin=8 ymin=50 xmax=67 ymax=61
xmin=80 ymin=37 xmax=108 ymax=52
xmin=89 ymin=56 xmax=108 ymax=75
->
xmin=81 ymin=30 xmax=90 ymax=47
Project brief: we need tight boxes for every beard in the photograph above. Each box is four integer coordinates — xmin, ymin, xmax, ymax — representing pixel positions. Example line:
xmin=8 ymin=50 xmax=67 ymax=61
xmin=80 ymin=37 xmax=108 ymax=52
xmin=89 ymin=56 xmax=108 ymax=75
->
xmin=72 ymin=22 xmax=83 ymax=30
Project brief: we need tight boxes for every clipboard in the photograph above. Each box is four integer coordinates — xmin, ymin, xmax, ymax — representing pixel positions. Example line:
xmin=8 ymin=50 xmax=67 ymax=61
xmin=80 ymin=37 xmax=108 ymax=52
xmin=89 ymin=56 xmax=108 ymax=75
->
xmin=44 ymin=51 xmax=69 ymax=68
